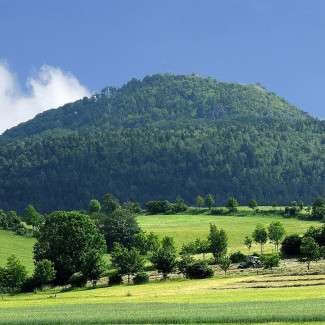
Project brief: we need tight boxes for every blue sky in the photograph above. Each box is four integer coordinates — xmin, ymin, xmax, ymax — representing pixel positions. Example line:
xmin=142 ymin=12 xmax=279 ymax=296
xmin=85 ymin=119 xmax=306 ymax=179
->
xmin=0 ymin=0 xmax=324 ymax=131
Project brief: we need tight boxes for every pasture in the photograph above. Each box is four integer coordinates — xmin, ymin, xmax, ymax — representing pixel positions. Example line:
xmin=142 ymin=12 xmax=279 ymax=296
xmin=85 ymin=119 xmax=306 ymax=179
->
xmin=138 ymin=213 xmax=321 ymax=252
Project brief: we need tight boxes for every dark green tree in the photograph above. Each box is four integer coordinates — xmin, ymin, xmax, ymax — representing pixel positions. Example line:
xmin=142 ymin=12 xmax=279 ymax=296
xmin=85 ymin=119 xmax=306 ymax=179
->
xmin=150 ymin=236 xmax=177 ymax=279
xmin=102 ymin=193 xmax=120 ymax=215
xmin=248 ymin=199 xmax=258 ymax=210
xmin=33 ymin=259 xmax=56 ymax=287
xmin=111 ymin=244 xmax=145 ymax=283
xmin=103 ymin=208 xmax=140 ymax=251
xmin=80 ymin=250 xmax=106 ymax=286
xmin=281 ymin=234 xmax=302 ymax=258
xmin=299 ymin=237 xmax=321 ymax=270
xmin=0 ymin=255 xmax=27 ymax=293
xmin=34 ymin=211 xmax=106 ymax=284
xmin=205 ymin=194 xmax=215 ymax=210
xmin=227 ymin=197 xmax=239 ymax=213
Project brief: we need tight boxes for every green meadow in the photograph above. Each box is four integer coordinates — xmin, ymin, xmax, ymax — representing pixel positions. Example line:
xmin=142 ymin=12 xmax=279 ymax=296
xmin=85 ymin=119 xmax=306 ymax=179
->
xmin=138 ymin=213 xmax=320 ymax=252
xmin=0 ymin=229 xmax=35 ymax=273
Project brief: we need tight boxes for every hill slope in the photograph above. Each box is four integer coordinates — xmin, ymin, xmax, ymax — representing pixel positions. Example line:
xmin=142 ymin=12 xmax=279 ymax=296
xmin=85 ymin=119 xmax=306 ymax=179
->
xmin=0 ymin=74 xmax=324 ymax=211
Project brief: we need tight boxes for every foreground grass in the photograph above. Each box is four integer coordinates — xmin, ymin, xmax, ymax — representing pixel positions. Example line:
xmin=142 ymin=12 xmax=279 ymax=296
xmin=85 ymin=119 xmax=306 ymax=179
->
xmin=138 ymin=213 xmax=320 ymax=252
xmin=0 ymin=229 xmax=35 ymax=273
xmin=1 ymin=273 xmax=325 ymax=324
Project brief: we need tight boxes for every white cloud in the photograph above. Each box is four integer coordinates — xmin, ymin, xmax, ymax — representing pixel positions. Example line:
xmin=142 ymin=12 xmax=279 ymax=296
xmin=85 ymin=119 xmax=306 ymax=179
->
xmin=0 ymin=63 xmax=90 ymax=134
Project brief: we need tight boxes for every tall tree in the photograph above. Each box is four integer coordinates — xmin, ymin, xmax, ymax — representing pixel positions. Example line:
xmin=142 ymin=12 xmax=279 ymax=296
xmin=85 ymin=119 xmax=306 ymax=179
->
xmin=268 ymin=221 xmax=285 ymax=252
xmin=208 ymin=224 xmax=228 ymax=262
xmin=111 ymin=244 xmax=144 ymax=283
xmin=299 ymin=237 xmax=321 ymax=270
xmin=102 ymin=193 xmax=120 ymax=215
xmin=150 ymin=237 xmax=177 ymax=279
xmin=227 ymin=197 xmax=239 ymax=213
xmin=205 ymin=194 xmax=215 ymax=210
xmin=195 ymin=195 xmax=205 ymax=208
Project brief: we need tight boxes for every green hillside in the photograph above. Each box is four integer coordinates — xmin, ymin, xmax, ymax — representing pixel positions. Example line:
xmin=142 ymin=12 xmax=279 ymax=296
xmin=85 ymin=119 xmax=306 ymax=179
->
xmin=0 ymin=230 xmax=35 ymax=273
xmin=0 ymin=74 xmax=324 ymax=211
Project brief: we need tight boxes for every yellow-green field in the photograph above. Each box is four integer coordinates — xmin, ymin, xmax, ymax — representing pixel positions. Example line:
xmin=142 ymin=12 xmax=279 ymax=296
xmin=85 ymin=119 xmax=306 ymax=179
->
xmin=138 ymin=213 xmax=321 ymax=252
xmin=1 ymin=271 xmax=325 ymax=324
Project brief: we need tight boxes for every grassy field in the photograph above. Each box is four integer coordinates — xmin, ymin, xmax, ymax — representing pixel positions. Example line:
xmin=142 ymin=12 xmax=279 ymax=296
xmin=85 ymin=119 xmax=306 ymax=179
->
xmin=0 ymin=229 xmax=35 ymax=273
xmin=0 ymin=210 xmax=324 ymax=324
xmin=138 ymin=213 xmax=321 ymax=252
xmin=1 ymin=271 xmax=325 ymax=324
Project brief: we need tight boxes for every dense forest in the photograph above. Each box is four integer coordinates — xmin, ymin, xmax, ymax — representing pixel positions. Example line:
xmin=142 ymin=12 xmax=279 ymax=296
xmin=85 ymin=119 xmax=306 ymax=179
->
xmin=0 ymin=74 xmax=324 ymax=212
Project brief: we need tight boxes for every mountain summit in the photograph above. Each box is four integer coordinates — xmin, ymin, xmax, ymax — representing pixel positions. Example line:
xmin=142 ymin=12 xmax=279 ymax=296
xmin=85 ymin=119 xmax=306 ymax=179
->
xmin=0 ymin=74 xmax=324 ymax=211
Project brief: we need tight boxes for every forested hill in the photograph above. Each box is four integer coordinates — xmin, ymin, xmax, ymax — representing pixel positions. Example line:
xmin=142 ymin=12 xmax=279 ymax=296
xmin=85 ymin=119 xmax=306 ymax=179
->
xmin=0 ymin=74 xmax=324 ymax=211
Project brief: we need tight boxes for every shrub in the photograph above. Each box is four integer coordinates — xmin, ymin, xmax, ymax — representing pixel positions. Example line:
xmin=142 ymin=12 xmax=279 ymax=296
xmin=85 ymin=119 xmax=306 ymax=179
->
xmin=230 ymin=251 xmax=246 ymax=263
xmin=281 ymin=234 xmax=302 ymax=258
xmin=69 ymin=272 xmax=87 ymax=288
xmin=145 ymin=200 xmax=172 ymax=214
xmin=21 ymin=277 xmax=39 ymax=293
xmin=133 ymin=272 xmax=149 ymax=285
xmin=260 ymin=254 xmax=280 ymax=269
xmin=284 ymin=206 xmax=299 ymax=217
xmin=210 ymin=208 xmax=227 ymax=215
xmin=181 ymin=258 xmax=214 ymax=279
xmin=108 ymin=271 xmax=123 ymax=286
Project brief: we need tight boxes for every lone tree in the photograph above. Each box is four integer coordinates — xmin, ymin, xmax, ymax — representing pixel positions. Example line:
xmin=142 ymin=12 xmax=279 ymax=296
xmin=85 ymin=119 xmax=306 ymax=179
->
xmin=244 ymin=236 xmax=253 ymax=252
xmin=34 ymin=211 xmax=106 ymax=284
xmin=205 ymin=194 xmax=215 ymax=210
xmin=252 ymin=224 xmax=268 ymax=254
xmin=151 ymin=236 xmax=177 ymax=279
xmin=196 ymin=195 xmax=205 ymax=208
xmin=208 ymin=224 xmax=228 ymax=262
xmin=111 ymin=244 xmax=145 ymax=283
xmin=227 ymin=197 xmax=239 ymax=213
xmin=218 ymin=255 xmax=231 ymax=276
xmin=248 ymin=199 xmax=258 ymax=210
xmin=268 ymin=221 xmax=285 ymax=252
xmin=299 ymin=237 xmax=321 ymax=270
xmin=103 ymin=208 xmax=140 ymax=251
